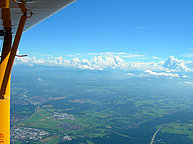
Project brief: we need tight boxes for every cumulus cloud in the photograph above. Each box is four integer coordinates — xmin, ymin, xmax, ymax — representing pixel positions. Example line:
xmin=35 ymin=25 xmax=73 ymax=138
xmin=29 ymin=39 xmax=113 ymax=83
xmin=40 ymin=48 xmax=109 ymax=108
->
xmin=185 ymin=61 xmax=193 ymax=70
xmin=15 ymin=56 xmax=70 ymax=66
xmin=71 ymin=56 xmax=126 ymax=70
xmin=15 ymin=56 xmax=45 ymax=66
xmin=70 ymin=56 xmax=161 ymax=71
xmin=162 ymin=56 xmax=191 ymax=72
xmin=14 ymin=54 xmax=193 ymax=76
xmin=127 ymin=62 xmax=163 ymax=71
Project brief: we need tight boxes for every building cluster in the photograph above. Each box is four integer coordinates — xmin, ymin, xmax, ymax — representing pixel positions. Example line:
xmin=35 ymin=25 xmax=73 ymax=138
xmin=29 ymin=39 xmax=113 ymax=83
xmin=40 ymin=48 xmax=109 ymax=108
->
xmin=11 ymin=128 xmax=49 ymax=142
xmin=11 ymin=115 xmax=28 ymax=127
xmin=24 ymin=96 xmax=47 ymax=105
xmin=53 ymin=112 xmax=75 ymax=121
xmin=63 ymin=135 xmax=72 ymax=141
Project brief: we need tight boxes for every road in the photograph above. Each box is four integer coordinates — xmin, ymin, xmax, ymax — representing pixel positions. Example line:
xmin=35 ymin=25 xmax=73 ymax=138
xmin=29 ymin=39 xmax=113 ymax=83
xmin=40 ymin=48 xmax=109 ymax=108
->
xmin=150 ymin=126 xmax=164 ymax=144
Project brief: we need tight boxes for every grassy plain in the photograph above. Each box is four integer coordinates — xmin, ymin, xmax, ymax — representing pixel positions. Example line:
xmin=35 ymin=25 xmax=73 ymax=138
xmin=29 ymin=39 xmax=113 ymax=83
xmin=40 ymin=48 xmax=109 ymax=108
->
xmin=18 ymin=109 xmax=63 ymax=131
xmin=161 ymin=122 xmax=193 ymax=140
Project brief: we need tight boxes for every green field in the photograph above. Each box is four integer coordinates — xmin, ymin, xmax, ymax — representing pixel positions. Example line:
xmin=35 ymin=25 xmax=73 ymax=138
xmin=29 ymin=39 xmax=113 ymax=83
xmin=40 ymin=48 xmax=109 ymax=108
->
xmin=161 ymin=122 xmax=193 ymax=140
xmin=11 ymin=66 xmax=193 ymax=144
xmin=18 ymin=109 xmax=63 ymax=131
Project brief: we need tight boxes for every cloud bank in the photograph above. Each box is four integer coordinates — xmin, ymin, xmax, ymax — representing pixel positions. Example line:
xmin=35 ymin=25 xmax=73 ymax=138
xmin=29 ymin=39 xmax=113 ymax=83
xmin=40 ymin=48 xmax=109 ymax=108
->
xmin=15 ymin=53 xmax=193 ymax=77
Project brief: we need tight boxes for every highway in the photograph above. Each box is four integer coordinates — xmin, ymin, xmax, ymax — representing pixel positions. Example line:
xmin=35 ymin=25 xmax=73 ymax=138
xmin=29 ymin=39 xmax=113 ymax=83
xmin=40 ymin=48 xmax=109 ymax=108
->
xmin=150 ymin=126 xmax=164 ymax=144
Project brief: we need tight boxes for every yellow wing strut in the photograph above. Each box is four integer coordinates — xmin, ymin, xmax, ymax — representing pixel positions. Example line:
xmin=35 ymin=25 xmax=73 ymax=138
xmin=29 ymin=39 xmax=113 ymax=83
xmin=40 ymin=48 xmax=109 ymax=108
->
xmin=0 ymin=0 xmax=29 ymax=143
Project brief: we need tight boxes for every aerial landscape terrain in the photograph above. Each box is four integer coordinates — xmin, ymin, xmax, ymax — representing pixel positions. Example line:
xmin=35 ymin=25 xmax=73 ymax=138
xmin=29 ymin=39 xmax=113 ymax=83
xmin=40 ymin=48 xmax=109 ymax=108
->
xmin=6 ymin=0 xmax=193 ymax=143
xmin=10 ymin=64 xmax=193 ymax=144
xmin=0 ymin=0 xmax=191 ymax=144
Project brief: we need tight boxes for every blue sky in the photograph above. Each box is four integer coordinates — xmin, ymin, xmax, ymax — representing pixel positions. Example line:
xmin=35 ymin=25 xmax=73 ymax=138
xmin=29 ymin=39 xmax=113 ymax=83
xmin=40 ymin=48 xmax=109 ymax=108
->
xmin=19 ymin=0 xmax=193 ymax=62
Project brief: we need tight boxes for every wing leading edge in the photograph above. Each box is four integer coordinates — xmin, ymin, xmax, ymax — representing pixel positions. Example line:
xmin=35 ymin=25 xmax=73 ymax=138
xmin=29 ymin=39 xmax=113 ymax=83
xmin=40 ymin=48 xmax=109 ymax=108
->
xmin=0 ymin=0 xmax=76 ymax=37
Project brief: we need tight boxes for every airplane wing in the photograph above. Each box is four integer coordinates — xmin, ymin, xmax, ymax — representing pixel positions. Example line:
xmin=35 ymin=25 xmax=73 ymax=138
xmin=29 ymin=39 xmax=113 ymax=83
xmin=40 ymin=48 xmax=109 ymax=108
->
xmin=0 ymin=0 xmax=76 ymax=36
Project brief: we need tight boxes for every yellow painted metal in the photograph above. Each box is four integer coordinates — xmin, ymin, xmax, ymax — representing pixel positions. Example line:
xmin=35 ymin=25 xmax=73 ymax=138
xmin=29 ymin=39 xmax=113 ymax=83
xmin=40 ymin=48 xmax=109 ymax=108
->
xmin=0 ymin=0 xmax=9 ymax=8
xmin=0 ymin=0 xmax=75 ymax=143
xmin=0 ymin=54 xmax=10 ymax=144
xmin=0 ymin=1 xmax=28 ymax=143
xmin=0 ymin=1 xmax=11 ymax=143
xmin=0 ymin=13 xmax=27 ymax=144
xmin=1 ymin=34 xmax=12 ymax=63
xmin=1 ymin=14 xmax=27 ymax=97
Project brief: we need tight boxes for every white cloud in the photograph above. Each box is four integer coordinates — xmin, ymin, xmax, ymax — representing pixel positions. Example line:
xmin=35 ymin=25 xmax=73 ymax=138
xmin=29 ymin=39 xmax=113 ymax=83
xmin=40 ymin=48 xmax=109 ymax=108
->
xmin=14 ymin=54 xmax=193 ymax=77
xmin=67 ymin=54 xmax=75 ymax=57
xmin=16 ymin=50 xmax=20 ymax=55
xmin=162 ymin=55 xmax=191 ymax=72
xmin=182 ymin=53 xmax=193 ymax=58
xmin=127 ymin=62 xmax=163 ymax=71
xmin=15 ymin=56 xmax=45 ymax=66
xmin=184 ymin=81 xmax=193 ymax=85
xmin=69 ymin=56 xmax=165 ymax=71
xmin=185 ymin=61 xmax=193 ymax=70
xmin=127 ymin=73 xmax=135 ymax=76
xmin=145 ymin=70 xmax=180 ymax=77
xmin=71 ymin=56 xmax=126 ymax=70
xmin=182 ymin=75 xmax=189 ymax=78
xmin=37 ymin=78 xmax=43 ymax=81
xmin=136 ymin=26 xmax=148 ymax=29
xmin=87 ymin=52 xmax=146 ymax=59
xmin=16 ymin=56 xmax=70 ymax=66
xmin=151 ymin=56 xmax=160 ymax=59
xmin=87 ymin=52 xmax=115 ymax=56
xmin=72 ymin=57 xmax=81 ymax=64
xmin=121 ymin=54 xmax=146 ymax=58
xmin=116 ymin=52 xmax=128 ymax=55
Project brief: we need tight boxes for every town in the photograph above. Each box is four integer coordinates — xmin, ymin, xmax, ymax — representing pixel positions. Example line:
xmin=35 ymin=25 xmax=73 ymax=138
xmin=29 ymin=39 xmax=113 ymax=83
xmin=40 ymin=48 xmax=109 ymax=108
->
xmin=11 ymin=128 xmax=49 ymax=142
xmin=53 ymin=112 xmax=76 ymax=121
